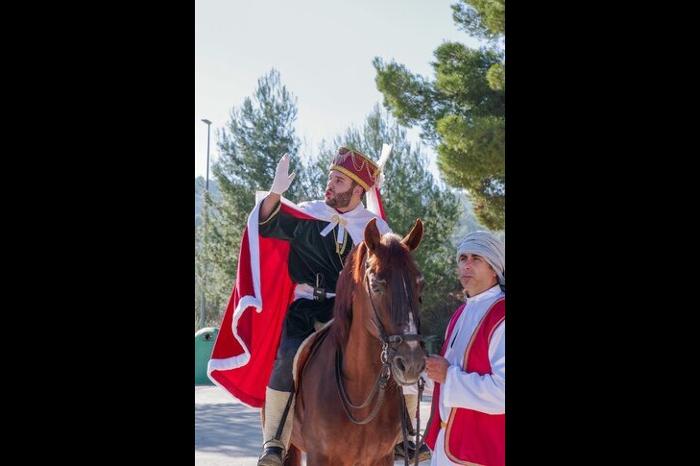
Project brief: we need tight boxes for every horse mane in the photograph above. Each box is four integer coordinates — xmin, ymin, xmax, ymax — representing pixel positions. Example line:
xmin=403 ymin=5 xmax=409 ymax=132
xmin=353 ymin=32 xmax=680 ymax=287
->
xmin=330 ymin=242 xmax=366 ymax=349
xmin=330 ymin=233 xmax=421 ymax=349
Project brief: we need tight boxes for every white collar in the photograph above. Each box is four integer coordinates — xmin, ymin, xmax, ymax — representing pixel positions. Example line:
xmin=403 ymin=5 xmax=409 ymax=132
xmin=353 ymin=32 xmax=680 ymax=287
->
xmin=465 ymin=284 xmax=503 ymax=304
xmin=282 ymin=198 xmax=392 ymax=244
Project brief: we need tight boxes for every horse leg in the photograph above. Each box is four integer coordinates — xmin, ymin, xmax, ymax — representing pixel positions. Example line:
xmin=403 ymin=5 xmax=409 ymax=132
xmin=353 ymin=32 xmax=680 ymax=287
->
xmin=305 ymin=451 xmax=337 ymax=466
xmin=283 ymin=443 xmax=301 ymax=466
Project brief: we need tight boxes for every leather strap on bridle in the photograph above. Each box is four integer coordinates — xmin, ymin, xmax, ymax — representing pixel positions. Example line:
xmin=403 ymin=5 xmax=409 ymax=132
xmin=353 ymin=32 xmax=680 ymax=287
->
xmin=334 ymin=257 xmax=425 ymax=438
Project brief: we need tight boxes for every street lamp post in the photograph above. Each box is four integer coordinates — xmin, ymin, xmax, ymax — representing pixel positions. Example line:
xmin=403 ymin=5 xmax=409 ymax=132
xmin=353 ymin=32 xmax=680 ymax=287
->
xmin=202 ymin=119 xmax=212 ymax=190
xmin=200 ymin=119 xmax=212 ymax=327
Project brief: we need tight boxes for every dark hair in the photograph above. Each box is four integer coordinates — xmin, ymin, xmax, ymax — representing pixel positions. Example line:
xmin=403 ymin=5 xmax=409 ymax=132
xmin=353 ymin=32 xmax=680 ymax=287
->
xmin=350 ymin=180 xmax=366 ymax=200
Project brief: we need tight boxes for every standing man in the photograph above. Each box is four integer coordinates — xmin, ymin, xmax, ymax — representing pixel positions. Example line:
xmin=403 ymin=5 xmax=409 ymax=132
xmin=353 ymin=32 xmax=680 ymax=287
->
xmin=424 ymin=231 xmax=505 ymax=466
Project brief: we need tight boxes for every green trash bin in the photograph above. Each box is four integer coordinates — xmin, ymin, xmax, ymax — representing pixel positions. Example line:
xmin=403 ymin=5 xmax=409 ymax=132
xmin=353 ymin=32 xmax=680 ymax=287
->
xmin=195 ymin=327 xmax=219 ymax=385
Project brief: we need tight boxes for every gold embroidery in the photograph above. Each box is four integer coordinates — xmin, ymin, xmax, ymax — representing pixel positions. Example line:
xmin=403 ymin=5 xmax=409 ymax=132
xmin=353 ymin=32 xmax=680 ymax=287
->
xmin=331 ymin=225 xmax=348 ymax=266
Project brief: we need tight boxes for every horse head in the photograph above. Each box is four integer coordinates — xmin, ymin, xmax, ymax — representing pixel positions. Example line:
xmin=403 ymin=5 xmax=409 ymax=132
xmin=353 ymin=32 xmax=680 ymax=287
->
xmin=360 ymin=217 xmax=426 ymax=385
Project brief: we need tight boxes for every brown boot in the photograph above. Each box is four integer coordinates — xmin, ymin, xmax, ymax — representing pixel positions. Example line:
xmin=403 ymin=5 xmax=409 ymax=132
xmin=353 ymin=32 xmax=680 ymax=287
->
xmin=411 ymin=442 xmax=431 ymax=462
xmin=394 ymin=440 xmax=431 ymax=463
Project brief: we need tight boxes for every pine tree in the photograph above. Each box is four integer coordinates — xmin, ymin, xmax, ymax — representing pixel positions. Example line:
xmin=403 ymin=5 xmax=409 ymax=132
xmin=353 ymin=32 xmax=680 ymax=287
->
xmin=374 ymin=0 xmax=505 ymax=229
xmin=195 ymin=69 xmax=302 ymax=328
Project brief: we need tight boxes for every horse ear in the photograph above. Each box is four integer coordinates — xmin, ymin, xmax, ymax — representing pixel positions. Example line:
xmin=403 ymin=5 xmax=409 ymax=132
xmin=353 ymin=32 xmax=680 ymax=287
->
xmin=353 ymin=242 xmax=368 ymax=283
xmin=364 ymin=218 xmax=381 ymax=254
xmin=401 ymin=218 xmax=423 ymax=252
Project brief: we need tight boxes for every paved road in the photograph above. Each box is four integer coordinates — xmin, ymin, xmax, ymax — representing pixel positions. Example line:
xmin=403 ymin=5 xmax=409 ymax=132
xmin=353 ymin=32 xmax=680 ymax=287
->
xmin=195 ymin=385 xmax=432 ymax=466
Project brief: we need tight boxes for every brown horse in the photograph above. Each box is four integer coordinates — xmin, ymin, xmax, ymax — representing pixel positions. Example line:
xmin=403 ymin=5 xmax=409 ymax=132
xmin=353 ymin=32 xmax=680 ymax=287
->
xmin=287 ymin=218 xmax=427 ymax=466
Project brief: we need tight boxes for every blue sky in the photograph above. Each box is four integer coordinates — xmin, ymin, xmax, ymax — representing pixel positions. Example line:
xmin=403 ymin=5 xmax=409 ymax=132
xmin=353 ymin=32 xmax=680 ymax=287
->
xmin=195 ymin=0 xmax=481 ymax=180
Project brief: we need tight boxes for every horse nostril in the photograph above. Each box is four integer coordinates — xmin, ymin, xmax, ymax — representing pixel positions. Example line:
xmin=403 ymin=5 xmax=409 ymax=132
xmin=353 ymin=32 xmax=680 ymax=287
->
xmin=394 ymin=356 xmax=406 ymax=372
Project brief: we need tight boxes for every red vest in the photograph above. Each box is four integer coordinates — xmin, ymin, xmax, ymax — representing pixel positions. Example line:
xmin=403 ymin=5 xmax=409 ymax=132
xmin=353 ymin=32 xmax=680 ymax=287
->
xmin=425 ymin=298 xmax=505 ymax=466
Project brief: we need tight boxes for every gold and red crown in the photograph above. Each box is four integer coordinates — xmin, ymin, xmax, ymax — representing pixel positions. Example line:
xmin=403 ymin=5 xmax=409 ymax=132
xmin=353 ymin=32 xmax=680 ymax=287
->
xmin=329 ymin=147 xmax=380 ymax=191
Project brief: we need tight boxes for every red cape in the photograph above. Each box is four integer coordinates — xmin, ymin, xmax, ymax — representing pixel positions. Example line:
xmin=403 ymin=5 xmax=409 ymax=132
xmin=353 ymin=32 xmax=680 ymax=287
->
xmin=207 ymin=202 xmax=315 ymax=408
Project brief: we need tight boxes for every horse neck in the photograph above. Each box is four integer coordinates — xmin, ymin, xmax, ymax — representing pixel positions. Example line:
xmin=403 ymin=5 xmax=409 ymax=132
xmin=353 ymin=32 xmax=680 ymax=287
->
xmin=342 ymin=295 xmax=383 ymax=386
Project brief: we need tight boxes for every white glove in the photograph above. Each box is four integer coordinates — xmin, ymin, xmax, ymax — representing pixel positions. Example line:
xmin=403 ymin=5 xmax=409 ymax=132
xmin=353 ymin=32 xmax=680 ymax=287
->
xmin=269 ymin=153 xmax=296 ymax=195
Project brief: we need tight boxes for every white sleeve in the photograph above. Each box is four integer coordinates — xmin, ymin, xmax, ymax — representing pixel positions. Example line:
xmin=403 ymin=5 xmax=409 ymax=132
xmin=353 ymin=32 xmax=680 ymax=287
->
xmin=441 ymin=321 xmax=505 ymax=414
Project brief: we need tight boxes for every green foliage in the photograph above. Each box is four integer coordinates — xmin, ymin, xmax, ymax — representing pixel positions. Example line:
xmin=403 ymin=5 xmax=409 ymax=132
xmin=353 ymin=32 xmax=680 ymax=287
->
xmin=452 ymin=0 xmax=505 ymax=39
xmin=374 ymin=1 xmax=505 ymax=229
xmin=195 ymin=69 xmax=302 ymax=329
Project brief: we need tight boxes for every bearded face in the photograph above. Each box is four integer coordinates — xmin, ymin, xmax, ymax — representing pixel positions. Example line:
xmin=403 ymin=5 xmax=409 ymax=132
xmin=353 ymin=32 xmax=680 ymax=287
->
xmin=325 ymin=171 xmax=357 ymax=208
xmin=325 ymin=185 xmax=353 ymax=208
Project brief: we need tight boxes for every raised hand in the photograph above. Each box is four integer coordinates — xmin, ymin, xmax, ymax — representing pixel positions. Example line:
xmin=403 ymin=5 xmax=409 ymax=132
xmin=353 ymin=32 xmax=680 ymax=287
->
xmin=269 ymin=153 xmax=296 ymax=195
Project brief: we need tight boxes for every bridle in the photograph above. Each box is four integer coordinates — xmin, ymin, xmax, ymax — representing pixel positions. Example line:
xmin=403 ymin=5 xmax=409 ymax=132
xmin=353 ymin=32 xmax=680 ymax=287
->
xmin=334 ymin=256 xmax=426 ymax=466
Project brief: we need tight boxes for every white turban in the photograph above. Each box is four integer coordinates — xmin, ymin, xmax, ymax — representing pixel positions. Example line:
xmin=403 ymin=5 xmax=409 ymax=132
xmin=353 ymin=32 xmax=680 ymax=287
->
xmin=456 ymin=231 xmax=505 ymax=287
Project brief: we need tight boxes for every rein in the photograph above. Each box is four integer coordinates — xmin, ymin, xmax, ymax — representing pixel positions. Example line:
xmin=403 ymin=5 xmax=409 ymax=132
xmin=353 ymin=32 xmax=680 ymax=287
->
xmin=334 ymin=257 xmax=426 ymax=465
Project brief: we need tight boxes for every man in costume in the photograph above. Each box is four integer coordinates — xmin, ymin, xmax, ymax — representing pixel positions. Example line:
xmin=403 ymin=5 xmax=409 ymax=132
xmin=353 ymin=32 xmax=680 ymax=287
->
xmin=424 ymin=231 xmax=505 ymax=466
xmin=208 ymin=146 xmax=396 ymax=466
